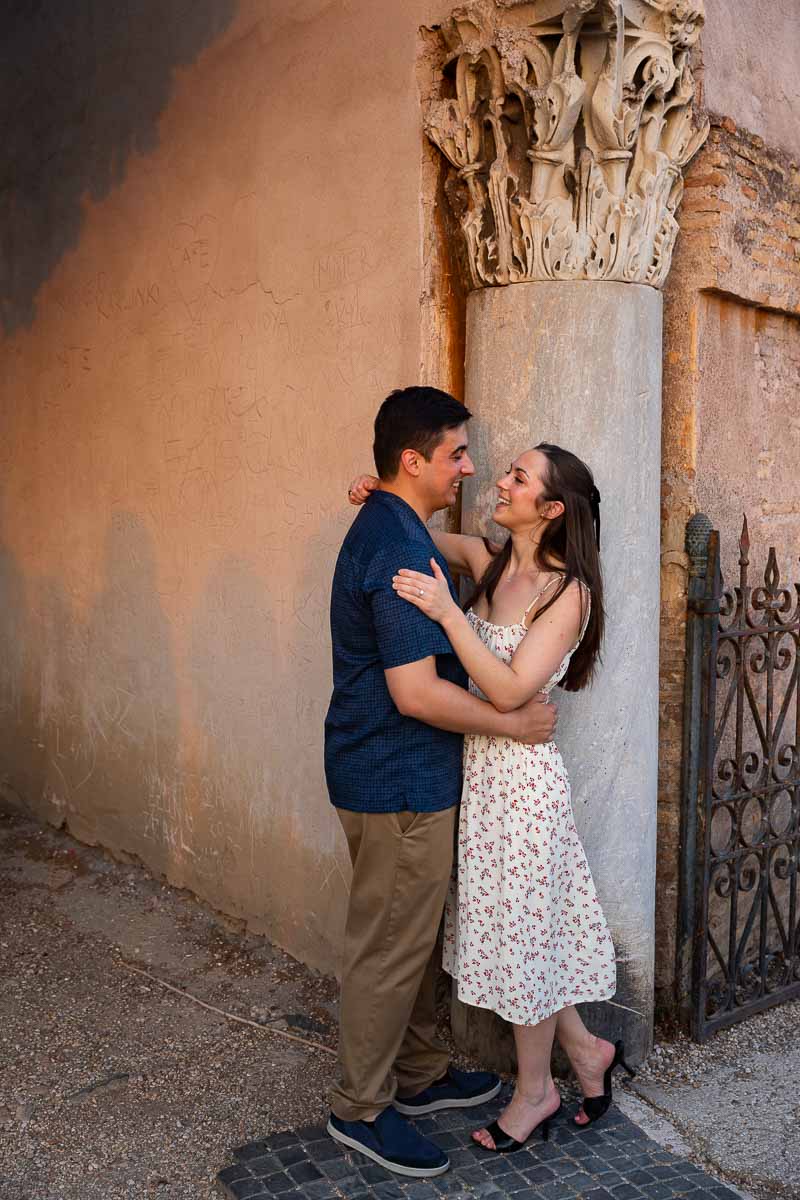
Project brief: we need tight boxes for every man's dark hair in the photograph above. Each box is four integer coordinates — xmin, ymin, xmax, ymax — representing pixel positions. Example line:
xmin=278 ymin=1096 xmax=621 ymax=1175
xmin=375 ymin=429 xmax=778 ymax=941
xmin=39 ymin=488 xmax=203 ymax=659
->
xmin=373 ymin=387 xmax=471 ymax=480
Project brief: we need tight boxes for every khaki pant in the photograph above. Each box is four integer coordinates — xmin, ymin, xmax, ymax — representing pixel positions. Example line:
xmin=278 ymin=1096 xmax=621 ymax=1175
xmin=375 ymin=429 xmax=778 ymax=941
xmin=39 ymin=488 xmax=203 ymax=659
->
xmin=330 ymin=806 xmax=457 ymax=1122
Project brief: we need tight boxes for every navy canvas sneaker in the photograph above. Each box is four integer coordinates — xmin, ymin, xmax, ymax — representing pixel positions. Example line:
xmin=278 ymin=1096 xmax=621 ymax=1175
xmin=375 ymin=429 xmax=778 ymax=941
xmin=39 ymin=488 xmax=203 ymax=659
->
xmin=393 ymin=1065 xmax=501 ymax=1116
xmin=327 ymin=1106 xmax=449 ymax=1177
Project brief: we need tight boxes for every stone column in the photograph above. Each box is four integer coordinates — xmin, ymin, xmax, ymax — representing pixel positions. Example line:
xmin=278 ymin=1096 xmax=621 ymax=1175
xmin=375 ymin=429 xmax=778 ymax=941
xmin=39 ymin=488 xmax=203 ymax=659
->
xmin=425 ymin=0 xmax=708 ymax=1066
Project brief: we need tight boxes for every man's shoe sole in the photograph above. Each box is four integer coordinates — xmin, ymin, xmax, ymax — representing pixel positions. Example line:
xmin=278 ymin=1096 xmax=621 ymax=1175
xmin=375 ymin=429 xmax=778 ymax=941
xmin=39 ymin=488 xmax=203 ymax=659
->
xmin=394 ymin=1079 xmax=502 ymax=1116
xmin=326 ymin=1120 xmax=449 ymax=1178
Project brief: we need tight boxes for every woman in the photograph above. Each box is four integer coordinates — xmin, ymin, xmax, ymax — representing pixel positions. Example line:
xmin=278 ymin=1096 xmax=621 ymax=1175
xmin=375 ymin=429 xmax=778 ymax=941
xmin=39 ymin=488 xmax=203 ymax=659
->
xmin=348 ymin=443 xmax=629 ymax=1152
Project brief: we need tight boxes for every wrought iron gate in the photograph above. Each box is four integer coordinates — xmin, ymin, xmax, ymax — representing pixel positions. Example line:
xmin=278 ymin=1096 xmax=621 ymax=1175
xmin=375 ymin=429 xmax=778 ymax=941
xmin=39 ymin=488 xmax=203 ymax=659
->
xmin=678 ymin=515 xmax=800 ymax=1041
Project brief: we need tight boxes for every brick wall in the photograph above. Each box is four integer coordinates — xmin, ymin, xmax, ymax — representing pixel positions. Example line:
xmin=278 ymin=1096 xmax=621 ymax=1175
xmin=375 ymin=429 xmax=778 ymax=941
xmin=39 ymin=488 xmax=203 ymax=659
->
xmin=656 ymin=116 xmax=800 ymax=1015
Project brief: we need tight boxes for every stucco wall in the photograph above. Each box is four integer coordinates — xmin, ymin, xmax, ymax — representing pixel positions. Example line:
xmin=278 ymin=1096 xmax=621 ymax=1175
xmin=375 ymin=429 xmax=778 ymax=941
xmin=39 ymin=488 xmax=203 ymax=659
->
xmin=695 ymin=298 xmax=800 ymax=580
xmin=0 ymin=0 xmax=456 ymax=971
xmin=702 ymin=0 xmax=800 ymax=157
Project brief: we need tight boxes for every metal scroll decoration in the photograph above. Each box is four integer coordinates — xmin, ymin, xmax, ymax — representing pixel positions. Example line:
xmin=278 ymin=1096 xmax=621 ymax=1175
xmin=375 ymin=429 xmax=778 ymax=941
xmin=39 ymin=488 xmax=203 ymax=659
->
xmin=679 ymin=515 xmax=800 ymax=1040
xmin=424 ymin=0 xmax=709 ymax=289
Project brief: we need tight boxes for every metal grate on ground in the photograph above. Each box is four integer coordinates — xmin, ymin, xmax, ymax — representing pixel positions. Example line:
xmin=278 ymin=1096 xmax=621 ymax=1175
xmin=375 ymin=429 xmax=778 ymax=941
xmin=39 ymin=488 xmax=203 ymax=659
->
xmin=216 ymin=1087 xmax=742 ymax=1200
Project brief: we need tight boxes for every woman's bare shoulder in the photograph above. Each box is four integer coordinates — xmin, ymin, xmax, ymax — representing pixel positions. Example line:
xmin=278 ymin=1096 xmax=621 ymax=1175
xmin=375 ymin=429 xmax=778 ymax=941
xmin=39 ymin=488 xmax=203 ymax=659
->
xmin=528 ymin=576 xmax=584 ymax=627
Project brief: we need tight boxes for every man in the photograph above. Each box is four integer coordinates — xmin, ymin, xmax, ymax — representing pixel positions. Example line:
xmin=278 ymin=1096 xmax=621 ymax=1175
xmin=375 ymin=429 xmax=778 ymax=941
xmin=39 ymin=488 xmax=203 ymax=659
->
xmin=324 ymin=387 xmax=557 ymax=1177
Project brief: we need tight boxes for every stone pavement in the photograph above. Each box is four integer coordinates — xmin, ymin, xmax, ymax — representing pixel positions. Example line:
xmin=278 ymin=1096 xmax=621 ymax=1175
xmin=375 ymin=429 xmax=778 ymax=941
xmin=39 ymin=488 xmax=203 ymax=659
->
xmin=216 ymin=1086 xmax=743 ymax=1200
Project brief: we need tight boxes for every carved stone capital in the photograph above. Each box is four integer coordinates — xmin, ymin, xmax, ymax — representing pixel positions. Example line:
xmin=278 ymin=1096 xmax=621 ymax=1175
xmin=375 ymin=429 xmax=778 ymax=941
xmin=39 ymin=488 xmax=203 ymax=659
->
xmin=425 ymin=0 xmax=709 ymax=288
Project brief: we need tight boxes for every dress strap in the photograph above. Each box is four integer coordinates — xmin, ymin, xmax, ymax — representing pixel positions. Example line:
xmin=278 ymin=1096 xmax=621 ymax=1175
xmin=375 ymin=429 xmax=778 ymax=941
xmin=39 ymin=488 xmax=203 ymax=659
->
xmin=521 ymin=574 xmax=563 ymax=623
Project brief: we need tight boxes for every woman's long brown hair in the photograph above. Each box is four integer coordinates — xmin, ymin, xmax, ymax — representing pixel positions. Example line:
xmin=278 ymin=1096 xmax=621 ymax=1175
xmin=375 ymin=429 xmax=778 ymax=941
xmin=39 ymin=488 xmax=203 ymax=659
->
xmin=465 ymin=443 xmax=604 ymax=691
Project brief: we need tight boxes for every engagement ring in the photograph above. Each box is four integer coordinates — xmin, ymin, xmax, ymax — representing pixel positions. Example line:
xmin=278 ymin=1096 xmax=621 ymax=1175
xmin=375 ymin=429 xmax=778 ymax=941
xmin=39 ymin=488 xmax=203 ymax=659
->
xmin=419 ymin=588 xmax=424 ymax=597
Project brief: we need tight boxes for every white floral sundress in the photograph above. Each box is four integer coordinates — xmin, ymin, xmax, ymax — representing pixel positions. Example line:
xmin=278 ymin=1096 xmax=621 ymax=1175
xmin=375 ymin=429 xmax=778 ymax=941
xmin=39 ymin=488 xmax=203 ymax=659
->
xmin=442 ymin=583 xmax=617 ymax=1025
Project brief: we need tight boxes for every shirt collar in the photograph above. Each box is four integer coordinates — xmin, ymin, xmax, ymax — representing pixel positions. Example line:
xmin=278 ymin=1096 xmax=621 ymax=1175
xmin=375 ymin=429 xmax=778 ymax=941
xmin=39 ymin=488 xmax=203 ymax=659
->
xmin=368 ymin=490 xmax=433 ymax=540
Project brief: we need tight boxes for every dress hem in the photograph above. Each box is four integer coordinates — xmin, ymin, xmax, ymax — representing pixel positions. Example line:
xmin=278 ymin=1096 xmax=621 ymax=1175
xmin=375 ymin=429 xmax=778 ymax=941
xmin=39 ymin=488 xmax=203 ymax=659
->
xmin=445 ymin=972 xmax=617 ymax=1026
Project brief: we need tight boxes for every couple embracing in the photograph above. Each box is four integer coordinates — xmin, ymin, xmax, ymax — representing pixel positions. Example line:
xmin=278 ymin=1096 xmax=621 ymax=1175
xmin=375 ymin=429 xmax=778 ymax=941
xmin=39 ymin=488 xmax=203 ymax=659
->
xmin=323 ymin=387 xmax=626 ymax=1179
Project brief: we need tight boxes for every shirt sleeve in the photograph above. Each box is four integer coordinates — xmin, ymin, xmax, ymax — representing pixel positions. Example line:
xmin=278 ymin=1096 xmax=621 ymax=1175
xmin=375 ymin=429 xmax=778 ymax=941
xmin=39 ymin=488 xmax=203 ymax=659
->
xmin=366 ymin=544 xmax=456 ymax=670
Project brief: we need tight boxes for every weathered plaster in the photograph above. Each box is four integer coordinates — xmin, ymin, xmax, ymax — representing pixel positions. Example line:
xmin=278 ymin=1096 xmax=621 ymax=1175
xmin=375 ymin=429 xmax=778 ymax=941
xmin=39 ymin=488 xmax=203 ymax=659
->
xmin=657 ymin=113 xmax=800 ymax=1009
xmin=0 ymin=0 xmax=458 ymax=972
xmin=701 ymin=0 xmax=800 ymax=159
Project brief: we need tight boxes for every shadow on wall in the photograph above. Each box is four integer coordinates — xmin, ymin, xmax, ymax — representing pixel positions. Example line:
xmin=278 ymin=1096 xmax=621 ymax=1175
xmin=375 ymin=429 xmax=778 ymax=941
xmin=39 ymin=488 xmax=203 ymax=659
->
xmin=189 ymin=544 xmax=349 ymax=964
xmin=0 ymin=495 xmax=36 ymax=805
xmin=189 ymin=555 xmax=277 ymax=907
xmin=74 ymin=511 xmax=179 ymax=859
xmin=0 ymin=0 xmax=236 ymax=335
xmin=0 ymin=505 xmax=180 ymax=876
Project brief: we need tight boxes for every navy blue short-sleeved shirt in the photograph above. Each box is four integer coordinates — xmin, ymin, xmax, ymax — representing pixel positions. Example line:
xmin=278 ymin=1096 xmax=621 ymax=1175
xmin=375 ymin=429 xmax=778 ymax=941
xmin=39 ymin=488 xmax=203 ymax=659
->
xmin=324 ymin=490 xmax=467 ymax=813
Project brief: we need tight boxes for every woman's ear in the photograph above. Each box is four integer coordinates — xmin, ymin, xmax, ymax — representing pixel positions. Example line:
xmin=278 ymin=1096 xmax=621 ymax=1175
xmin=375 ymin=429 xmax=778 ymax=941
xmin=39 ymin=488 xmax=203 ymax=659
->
xmin=542 ymin=499 xmax=565 ymax=521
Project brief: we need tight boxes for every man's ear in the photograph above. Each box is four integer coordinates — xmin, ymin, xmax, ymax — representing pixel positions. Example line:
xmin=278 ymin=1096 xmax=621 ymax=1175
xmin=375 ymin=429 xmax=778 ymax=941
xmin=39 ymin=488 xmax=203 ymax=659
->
xmin=399 ymin=448 xmax=422 ymax=477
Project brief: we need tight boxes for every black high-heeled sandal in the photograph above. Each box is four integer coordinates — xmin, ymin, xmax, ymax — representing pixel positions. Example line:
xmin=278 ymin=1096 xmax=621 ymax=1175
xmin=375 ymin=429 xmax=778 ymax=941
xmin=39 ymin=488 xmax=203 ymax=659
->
xmin=574 ymin=1039 xmax=635 ymax=1128
xmin=475 ymin=1098 xmax=562 ymax=1154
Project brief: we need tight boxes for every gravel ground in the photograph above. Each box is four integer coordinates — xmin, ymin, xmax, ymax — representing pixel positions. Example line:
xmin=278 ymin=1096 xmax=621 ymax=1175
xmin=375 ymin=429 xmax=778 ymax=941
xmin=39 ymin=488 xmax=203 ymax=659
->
xmin=633 ymin=1000 xmax=800 ymax=1088
xmin=2 ymin=804 xmax=796 ymax=1200
xmin=0 ymin=807 xmax=343 ymax=1200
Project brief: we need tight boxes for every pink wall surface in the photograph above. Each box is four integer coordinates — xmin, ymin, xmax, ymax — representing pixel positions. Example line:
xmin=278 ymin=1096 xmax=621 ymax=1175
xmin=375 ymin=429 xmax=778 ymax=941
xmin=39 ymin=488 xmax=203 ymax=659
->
xmin=0 ymin=0 xmax=454 ymax=970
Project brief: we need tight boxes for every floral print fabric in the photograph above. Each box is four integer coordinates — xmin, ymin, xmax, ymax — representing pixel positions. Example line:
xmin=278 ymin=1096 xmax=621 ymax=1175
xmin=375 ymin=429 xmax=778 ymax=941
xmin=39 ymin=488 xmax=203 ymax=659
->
xmin=442 ymin=608 xmax=617 ymax=1024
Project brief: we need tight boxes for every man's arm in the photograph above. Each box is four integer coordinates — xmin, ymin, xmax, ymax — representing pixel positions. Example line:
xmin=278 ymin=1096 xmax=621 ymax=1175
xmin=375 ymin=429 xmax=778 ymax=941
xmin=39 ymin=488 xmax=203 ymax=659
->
xmin=385 ymin=657 xmax=556 ymax=744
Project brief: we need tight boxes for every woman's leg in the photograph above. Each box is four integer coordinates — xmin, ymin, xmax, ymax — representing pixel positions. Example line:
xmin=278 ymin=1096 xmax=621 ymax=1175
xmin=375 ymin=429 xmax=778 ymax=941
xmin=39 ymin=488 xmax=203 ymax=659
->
xmin=472 ymin=1015 xmax=561 ymax=1149
xmin=554 ymin=1006 xmax=616 ymax=1124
